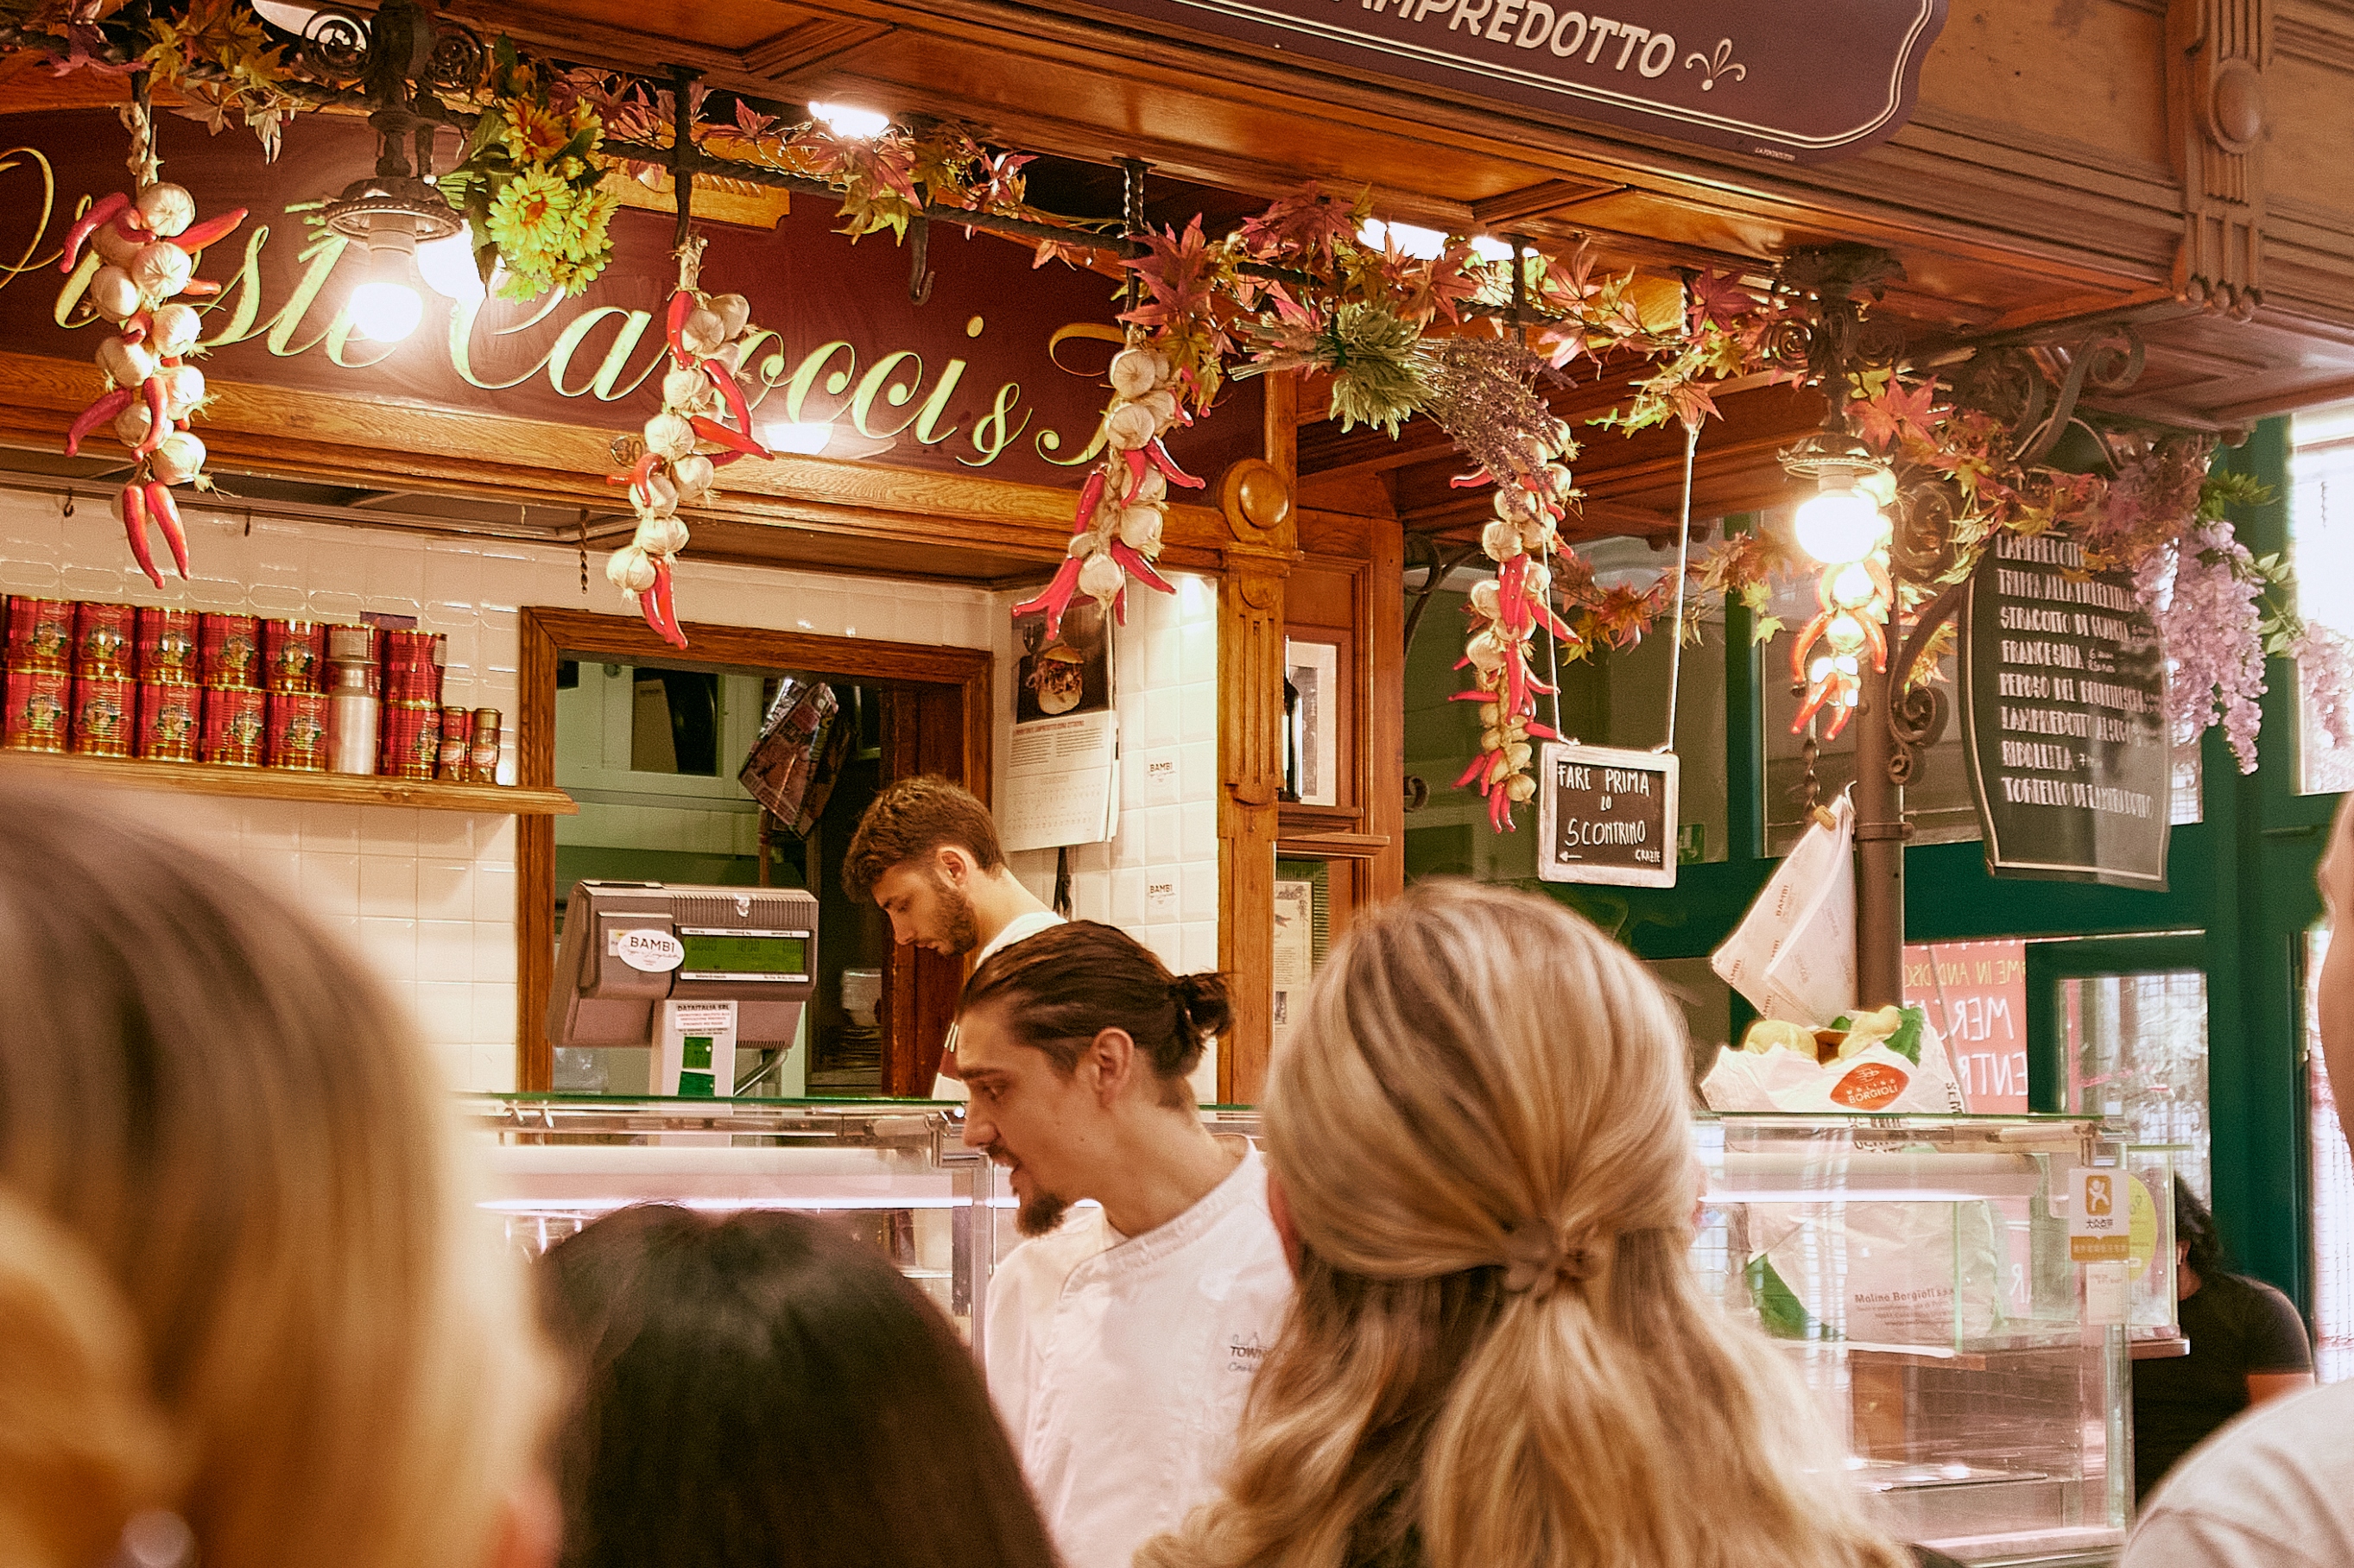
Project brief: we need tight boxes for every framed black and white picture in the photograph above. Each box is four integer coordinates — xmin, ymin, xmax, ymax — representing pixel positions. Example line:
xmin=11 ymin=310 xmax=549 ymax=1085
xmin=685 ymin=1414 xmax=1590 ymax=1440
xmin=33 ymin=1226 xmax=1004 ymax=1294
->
xmin=1284 ymin=636 xmax=1340 ymax=807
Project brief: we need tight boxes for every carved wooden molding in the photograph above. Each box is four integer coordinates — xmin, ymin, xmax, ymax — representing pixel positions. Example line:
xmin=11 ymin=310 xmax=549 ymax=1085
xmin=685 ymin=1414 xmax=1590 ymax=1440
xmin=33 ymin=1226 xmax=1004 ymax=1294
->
xmin=1213 ymin=456 xmax=1299 ymax=1103
xmin=2169 ymin=0 xmax=2273 ymax=317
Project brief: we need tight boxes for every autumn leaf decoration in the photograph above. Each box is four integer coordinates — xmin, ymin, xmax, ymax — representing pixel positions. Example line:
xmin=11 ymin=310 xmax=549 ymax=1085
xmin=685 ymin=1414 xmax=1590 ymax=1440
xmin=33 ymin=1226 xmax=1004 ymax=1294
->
xmin=1121 ymin=216 xmax=1240 ymax=408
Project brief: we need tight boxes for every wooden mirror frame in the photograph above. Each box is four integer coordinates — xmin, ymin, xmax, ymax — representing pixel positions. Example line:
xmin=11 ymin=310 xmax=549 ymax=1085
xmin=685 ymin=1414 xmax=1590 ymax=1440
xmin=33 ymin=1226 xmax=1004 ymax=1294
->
xmin=515 ymin=605 xmax=992 ymax=1094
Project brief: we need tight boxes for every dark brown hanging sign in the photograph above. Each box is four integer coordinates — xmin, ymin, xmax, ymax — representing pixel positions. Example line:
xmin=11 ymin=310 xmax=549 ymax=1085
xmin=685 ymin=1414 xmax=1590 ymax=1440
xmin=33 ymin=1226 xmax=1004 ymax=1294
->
xmin=1085 ymin=0 xmax=1946 ymax=163
xmin=1959 ymin=531 xmax=2171 ymax=891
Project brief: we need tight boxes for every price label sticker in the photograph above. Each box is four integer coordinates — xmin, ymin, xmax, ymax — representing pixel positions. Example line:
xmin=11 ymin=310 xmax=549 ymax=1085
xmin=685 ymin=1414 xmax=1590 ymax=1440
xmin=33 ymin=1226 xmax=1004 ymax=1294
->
xmin=612 ymin=927 xmax=684 ymax=973
xmin=2069 ymin=1166 xmax=2131 ymax=1263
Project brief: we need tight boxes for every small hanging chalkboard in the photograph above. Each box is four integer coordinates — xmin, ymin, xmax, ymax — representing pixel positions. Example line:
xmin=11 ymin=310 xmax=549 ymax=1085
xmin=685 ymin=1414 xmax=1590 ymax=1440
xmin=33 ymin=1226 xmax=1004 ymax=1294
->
xmin=1535 ymin=742 xmax=1680 ymax=888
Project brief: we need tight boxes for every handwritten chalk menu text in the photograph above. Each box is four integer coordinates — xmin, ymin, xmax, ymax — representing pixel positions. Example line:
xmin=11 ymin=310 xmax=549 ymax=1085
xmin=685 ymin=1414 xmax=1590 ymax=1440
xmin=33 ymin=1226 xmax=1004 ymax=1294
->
xmin=1960 ymin=532 xmax=2169 ymax=889
xmin=1536 ymin=743 xmax=1680 ymax=888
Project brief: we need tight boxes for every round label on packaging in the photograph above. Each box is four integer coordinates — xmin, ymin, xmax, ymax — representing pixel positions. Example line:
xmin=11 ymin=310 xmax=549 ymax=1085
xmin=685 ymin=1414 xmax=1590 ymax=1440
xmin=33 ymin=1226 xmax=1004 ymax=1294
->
xmin=616 ymin=929 xmax=685 ymax=972
xmin=1828 ymin=1059 xmax=1908 ymax=1111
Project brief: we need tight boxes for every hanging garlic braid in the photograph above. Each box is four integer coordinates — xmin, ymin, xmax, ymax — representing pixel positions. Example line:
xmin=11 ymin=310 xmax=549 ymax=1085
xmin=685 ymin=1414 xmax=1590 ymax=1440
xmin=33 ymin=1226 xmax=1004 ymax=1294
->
xmin=1137 ymin=880 xmax=1908 ymax=1568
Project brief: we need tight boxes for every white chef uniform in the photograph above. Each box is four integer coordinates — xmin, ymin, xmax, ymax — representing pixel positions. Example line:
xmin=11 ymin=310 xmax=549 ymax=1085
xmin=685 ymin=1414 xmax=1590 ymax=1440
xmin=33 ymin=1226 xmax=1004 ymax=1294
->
xmin=931 ymin=907 xmax=1066 ymax=1102
xmin=986 ymin=1141 xmax=1294 ymax=1568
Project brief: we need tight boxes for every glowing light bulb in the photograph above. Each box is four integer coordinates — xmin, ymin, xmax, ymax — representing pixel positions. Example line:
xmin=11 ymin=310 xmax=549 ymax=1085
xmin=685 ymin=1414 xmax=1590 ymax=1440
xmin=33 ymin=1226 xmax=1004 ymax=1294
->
xmin=414 ymin=230 xmax=487 ymax=302
xmin=809 ymin=101 xmax=890 ymax=139
xmin=761 ymin=421 xmax=833 ymax=455
xmin=349 ymin=229 xmax=425 ymax=343
xmin=1793 ymin=481 xmax=1887 ymax=566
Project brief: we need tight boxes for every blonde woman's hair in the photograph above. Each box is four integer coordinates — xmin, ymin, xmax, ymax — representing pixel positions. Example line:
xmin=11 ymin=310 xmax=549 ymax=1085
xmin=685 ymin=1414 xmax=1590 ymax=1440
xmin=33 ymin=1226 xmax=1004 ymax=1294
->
xmin=0 ymin=782 xmax=545 ymax=1568
xmin=1139 ymin=880 xmax=1907 ymax=1568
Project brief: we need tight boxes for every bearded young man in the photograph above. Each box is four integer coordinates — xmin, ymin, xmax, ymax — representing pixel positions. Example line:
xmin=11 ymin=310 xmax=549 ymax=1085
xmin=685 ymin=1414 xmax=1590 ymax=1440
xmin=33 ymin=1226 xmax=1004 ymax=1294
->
xmin=953 ymin=921 xmax=1292 ymax=1568
xmin=842 ymin=776 xmax=1062 ymax=1097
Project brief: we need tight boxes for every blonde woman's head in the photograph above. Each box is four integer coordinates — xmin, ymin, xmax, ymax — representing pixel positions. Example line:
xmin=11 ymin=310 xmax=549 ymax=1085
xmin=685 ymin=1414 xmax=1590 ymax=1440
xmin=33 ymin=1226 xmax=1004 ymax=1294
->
xmin=1143 ymin=880 xmax=1903 ymax=1568
xmin=0 ymin=782 xmax=547 ymax=1568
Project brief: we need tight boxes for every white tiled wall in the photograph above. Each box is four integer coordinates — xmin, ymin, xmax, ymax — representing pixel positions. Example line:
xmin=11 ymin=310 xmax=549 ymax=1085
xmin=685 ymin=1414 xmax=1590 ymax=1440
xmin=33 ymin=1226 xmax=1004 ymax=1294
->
xmin=0 ymin=487 xmax=1000 ymax=1091
xmin=993 ymin=572 xmax=1224 ymax=1098
xmin=2 ymin=487 xmax=1224 ymax=1094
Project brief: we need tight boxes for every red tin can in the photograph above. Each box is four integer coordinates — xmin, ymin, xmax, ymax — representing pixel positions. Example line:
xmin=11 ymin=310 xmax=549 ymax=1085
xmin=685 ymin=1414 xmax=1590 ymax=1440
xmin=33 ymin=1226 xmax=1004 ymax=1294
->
xmin=326 ymin=622 xmax=379 ymax=666
xmin=435 ymin=705 xmax=472 ymax=780
xmin=4 ymin=597 xmax=75 ymax=672
xmin=382 ymin=628 xmax=446 ymax=668
xmin=469 ymin=708 xmax=503 ymax=783
xmin=263 ymin=619 xmax=326 ymax=693
xmin=134 ymin=607 xmax=200 ymax=683
xmin=69 ymin=674 xmax=133 ymax=756
xmin=381 ymin=700 xmax=441 ymax=781
xmin=266 ymin=690 xmax=329 ymax=771
xmin=199 ymin=613 xmax=263 ymax=689
xmin=202 ymin=686 xmax=266 ymax=767
xmin=73 ymin=601 xmax=135 ymax=679
xmin=136 ymin=680 xmax=202 ymax=762
xmin=2 ymin=667 xmax=71 ymax=752
xmin=384 ymin=661 xmax=443 ymax=706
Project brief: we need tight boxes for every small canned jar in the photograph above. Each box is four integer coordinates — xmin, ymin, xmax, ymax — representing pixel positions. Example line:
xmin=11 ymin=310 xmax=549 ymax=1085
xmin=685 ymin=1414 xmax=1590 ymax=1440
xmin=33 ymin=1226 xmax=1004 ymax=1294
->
xmin=136 ymin=680 xmax=202 ymax=762
xmin=135 ymin=607 xmax=200 ymax=682
xmin=436 ymin=706 xmax=472 ymax=781
xmin=4 ymin=597 xmax=75 ymax=672
xmin=69 ymin=674 xmax=134 ymax=756
xmin=3 ymin=667 xmax=71 ymax=752
xmin=469 ymin=707 xmax=503 ymax=783
xmin=202 ymin=686 xmax=266 ymax=767
xmin=266 ymin=690 xmax=330 ymax=771
xmin=200 ymin=613 xmax=263 ymax=689
xmin=263 ymin=620 xmax=326 ymax=693
xmin=381 ymin=700 xmax=441 ymax=781
xmin=73 ymin=601 xmax=134 ymax=679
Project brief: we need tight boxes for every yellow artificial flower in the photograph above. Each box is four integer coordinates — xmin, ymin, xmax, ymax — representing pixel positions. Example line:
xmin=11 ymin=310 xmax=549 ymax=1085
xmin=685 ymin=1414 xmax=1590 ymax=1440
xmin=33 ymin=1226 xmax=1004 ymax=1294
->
xmin=484 ymin=165 xmax=574 ymax=261
xmin=503 ymin=99 xmax=573 ymax=164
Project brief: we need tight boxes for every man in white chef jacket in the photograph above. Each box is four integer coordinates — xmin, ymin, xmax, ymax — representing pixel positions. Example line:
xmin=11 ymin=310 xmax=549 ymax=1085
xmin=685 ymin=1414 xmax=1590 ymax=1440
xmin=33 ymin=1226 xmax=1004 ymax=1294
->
xmin=840 ymin=775 xmax=1063 ymax=1096
xmin=954 ymin=925 xmax=1295 ymax=1568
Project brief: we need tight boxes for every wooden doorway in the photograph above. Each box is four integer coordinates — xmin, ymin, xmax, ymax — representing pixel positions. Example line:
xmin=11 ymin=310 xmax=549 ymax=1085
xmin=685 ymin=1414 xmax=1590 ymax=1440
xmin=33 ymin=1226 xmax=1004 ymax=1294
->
xmin=516 ymin=605 xmax=991 ymax=1094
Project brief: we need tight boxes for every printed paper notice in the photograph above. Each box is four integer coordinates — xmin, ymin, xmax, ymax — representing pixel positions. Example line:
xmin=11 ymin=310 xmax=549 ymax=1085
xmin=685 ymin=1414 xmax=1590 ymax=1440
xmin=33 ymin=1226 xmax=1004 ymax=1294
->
xmin=1271 ymin=879 xmax=1314 ymax=1053
xmin=1001 ymin=711 xmax=1119 ymax=851
xmin=1002 ymin=601 xmax=1119 ymax=852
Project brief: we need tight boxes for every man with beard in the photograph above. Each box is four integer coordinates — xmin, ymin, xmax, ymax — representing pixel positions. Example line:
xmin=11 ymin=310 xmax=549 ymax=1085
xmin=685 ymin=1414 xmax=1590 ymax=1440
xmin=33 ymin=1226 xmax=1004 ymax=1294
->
xmin=842 ymin=776 xmax=1062 ymax=1097
xmin=953 ymin=921 xmax=1293 ymax=1568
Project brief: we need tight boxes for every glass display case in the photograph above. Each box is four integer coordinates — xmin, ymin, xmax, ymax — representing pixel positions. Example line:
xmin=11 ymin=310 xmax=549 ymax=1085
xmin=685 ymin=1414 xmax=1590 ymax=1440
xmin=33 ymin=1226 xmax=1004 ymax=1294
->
xmin=466 ymin=1096 xmax=1003 ymax=1355
xmin=1699 ymin=1113 xmax=2180 ymax=1566
xmin=469 ymin=1099 xmax=2173 ymax=1566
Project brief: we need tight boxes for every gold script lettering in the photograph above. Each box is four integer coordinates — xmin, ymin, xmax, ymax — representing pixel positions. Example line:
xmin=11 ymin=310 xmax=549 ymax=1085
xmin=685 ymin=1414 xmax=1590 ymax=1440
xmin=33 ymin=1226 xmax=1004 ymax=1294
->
xmin=546 ymin=307 xmax=644 ymax=398
xmin=446 ymin=288 xmax=567 ymax=391
xmin=912 ymin=357 xmax=965 ymax=446
xmin=199 ymin=226 xmax=273 ymax=347
xmin=0 ymin=149 xmax=58 ymax=293
xmin=783 ymin=340 xmax=856 ymax=423
xmin=850 ymin=350 xmax=924 ymax=439
xmin=964 ymin=381 xmax=1029 ymax=468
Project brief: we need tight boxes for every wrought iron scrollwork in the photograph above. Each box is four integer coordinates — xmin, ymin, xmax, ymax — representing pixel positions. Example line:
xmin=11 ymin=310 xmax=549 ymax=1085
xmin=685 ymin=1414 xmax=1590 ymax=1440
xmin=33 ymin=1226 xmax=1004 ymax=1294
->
xmin=294 ymin=6 xmax=372 ymax=89
xmin=1887 ymin=682 xmax=1949 ymax=786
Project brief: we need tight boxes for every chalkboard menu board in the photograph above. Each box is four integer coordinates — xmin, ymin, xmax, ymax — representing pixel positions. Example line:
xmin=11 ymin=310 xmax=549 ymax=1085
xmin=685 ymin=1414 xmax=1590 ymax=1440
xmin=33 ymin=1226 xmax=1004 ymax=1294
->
xmin=1535 ymin=743 xmax=1680 ymax=888
xmin=1959 ymin=532 xmax=2170 ymax=889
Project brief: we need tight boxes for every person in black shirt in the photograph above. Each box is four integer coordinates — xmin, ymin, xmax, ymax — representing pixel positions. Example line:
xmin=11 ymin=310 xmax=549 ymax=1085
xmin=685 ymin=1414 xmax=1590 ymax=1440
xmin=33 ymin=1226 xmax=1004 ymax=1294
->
xmin=2130 ymin=1177 xmax=2314 ymax=1502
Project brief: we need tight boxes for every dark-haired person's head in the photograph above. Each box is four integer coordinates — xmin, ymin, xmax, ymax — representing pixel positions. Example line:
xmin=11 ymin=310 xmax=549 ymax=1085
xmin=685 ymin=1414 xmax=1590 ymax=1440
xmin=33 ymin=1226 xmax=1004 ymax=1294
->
xmin=958 ymin=921 xmax=1229 ymax=1236
xmin=538 ymin=1205 xmax=1056 ymax=1568
xmin=841 ymin=776 xmax=1004 ymax=956
xmin=2174 ymin=1175 xmax=2224 ymax=1283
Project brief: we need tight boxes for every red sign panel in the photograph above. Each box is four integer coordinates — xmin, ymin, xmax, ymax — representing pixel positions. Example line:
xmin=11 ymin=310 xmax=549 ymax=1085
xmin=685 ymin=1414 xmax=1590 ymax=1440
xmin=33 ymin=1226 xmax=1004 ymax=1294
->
xmin=1081 ymin=0 xmax=1947 ymax=163
xmin=1904 ymin=937 xmax=2029 ymax=1112
xmin=0 ymin=110 xmax=1259 ymax=490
